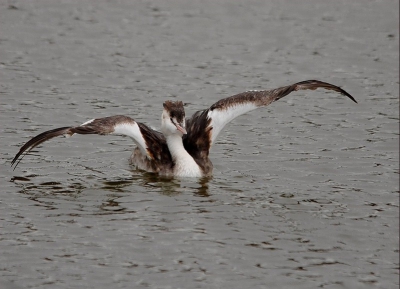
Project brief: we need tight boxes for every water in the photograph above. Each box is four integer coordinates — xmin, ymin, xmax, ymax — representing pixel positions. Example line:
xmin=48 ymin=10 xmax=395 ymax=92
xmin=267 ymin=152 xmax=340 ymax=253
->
xmin=1 ymin=1 xmax=398 ymax=288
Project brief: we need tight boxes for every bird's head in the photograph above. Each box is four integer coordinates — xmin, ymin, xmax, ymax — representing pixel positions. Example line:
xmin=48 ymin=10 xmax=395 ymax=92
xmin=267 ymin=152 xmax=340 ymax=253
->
xmin=161 ymin=100 xmax=187 ymax=136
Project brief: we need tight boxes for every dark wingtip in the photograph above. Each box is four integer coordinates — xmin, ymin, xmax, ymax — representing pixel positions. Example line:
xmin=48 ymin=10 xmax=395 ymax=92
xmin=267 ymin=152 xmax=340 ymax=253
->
xmin=298 ymin=80 xmax=357 ymax=104
xmin=11 ymin=127 xmax=72 ymax=170
xmin=334 ymin=84 xmax=357 ymax=104
xmin=347 ymin=94 xmax=358 ymax=104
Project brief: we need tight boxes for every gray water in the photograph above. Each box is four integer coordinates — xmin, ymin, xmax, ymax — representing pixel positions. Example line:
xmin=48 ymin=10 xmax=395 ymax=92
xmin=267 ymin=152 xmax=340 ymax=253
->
xmin=1 ymin=1 xmax=398 ymax=288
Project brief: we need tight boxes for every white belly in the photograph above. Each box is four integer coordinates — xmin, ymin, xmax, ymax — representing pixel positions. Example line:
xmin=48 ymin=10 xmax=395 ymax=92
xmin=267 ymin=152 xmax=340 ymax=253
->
xmin=173 ymin=157 xmax=203 ymax=177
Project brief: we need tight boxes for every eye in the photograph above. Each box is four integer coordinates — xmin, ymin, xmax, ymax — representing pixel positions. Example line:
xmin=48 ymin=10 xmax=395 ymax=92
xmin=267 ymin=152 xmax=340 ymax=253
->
xmin=170 ymin=118 xmax=174 ymax=124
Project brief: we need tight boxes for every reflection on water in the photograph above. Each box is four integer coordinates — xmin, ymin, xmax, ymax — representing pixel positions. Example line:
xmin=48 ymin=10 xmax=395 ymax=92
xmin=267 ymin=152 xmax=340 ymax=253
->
xmin=11 ymin=176 xmax=86 ymax=195
xmin=11 ymin=168 xmax=211 ymax=199
xmin=1 ymin=0 xmax=398 ymax=288
xmin=135 ymin=172 xmax=211 ymax=197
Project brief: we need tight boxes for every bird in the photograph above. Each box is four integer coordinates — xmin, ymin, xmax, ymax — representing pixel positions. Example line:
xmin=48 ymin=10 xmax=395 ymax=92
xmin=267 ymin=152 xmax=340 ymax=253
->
xmin=11 ymin=80 xmax=357 ymax=177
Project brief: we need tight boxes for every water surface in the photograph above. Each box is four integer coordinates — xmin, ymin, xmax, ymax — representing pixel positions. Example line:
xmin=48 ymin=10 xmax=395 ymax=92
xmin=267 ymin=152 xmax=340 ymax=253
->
xmin=1 ymin=1 xmax=398 ymax=288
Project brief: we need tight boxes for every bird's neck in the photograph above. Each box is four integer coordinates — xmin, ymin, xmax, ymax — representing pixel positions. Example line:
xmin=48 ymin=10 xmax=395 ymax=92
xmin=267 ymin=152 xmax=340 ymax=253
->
xmin=166 ymin=134 xmax=202 ymax=177
xmin=166 ymin=134 xmax=190 ymax=161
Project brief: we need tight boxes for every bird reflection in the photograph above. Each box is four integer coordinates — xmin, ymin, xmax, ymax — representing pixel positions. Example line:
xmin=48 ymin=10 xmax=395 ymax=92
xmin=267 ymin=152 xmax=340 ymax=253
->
xmin=131 ymin=170 xmax=211 ymax=197
xmin=10 ymin=168 xmax=211 ymax=213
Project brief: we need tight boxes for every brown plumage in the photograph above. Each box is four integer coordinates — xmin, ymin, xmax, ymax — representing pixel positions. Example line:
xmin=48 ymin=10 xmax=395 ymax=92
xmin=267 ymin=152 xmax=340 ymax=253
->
xmin=163 ymin=100 xmax=185 ymax=123
xmin=210 ymin=80 xmax=356 ymax=111
xmin=12 ymin=79 xmax=357 ymax=177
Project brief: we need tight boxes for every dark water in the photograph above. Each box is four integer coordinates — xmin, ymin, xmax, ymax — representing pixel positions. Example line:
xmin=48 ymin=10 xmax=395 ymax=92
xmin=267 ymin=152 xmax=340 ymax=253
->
xmin=1 ymin=1 xmax=398 ymax=288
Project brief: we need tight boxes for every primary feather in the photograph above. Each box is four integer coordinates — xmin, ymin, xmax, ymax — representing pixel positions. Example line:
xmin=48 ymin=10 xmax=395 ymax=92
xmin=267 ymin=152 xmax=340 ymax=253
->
xmin=12 ymin=79 xmax=357 ymax=177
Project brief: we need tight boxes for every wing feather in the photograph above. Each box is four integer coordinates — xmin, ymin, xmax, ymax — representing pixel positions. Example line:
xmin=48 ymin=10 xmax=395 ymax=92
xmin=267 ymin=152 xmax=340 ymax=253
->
xmin=185 ymin=79 xmax=356 ymax=157
xmin=11 ymin=115 xmax=167 ymax=169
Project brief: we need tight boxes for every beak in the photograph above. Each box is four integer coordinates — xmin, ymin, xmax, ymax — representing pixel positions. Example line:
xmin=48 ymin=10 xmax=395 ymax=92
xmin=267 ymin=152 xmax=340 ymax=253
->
xmin=176 ymin=123 xmax=187 ymax=135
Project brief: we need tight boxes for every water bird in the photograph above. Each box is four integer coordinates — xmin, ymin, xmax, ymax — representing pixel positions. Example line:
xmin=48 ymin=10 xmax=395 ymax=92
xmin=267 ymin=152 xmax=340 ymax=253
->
xmin=12 ymin=80 xmax=357 ymax=177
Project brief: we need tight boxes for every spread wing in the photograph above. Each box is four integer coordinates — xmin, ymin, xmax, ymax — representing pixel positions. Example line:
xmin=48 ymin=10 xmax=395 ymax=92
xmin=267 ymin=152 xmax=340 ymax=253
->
xmin=184 ymin=79 xmax=357 ymax=159
xmin=11 ymin=115 xmax=169 ymax=169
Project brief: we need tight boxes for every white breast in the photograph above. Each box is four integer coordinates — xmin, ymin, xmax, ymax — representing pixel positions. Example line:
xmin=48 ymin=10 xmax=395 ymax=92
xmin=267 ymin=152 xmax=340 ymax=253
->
xmin=173 ymin=155 xmax=202 ymax=177
xmin=166 ymin=134 xmax=203 ymax=177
